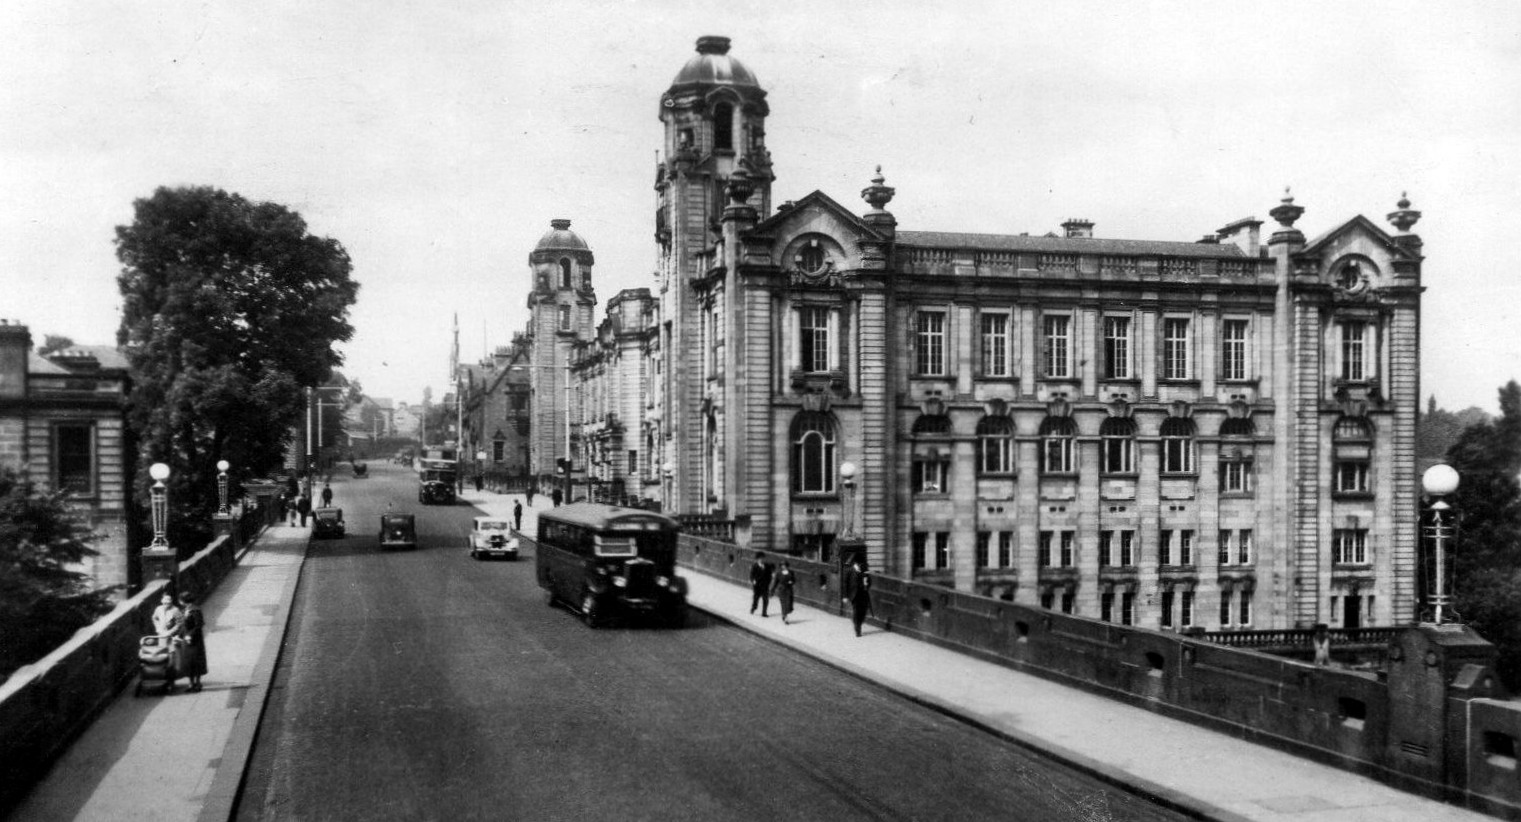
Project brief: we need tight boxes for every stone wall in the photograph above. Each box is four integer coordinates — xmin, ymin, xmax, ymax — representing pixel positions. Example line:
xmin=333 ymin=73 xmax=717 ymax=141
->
xmin=676 ymin=534 xmax=1521 ymax=818
xmin=0 ymin=511 xmax=261 ymax=813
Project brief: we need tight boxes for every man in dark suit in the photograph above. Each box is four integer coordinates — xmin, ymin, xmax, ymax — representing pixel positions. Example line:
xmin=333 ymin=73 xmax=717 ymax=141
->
xmin=843 ymin=558 xmax=873 ymax=637
xmin=749 ymin=552 xmax=775 ymax=617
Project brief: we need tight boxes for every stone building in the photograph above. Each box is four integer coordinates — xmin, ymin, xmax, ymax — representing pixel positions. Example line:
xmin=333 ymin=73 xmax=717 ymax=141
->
xmin=533 ymin=36 xmax=1425 ymax=631
xmin=0 ymin=320 xmax=135 ymax=591
xmin=571 ymin=288 xmax=658 ymax=504
xmin=524 ymin=219 xmax=596 ymax=485
xmin=459 ymin=345 xmax=532 ymax=479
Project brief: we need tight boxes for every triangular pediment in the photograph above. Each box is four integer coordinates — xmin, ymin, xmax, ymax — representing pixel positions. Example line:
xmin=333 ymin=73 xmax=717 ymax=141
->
xmin=1301 ymin=214 xmax=1418 ymax=262
xmin=751 ymin=190 xmax=884 ymax=242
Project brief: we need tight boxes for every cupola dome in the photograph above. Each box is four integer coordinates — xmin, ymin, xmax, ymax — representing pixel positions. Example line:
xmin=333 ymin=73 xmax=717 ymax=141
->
xmin=669 ymin=36 xmax=761 ymax=90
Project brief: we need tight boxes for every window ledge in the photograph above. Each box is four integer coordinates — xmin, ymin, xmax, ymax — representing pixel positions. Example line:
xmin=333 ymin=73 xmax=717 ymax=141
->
xmin=1160 ymin=472 xmax=1199 ymax=479
xmin=1159 ymin=378 xmax=1201 ymax=386
xmin=1100 ymin=472 xmax=1139 ymax=479
xmin=1218 ymin=491 xmax=1256 ymax=499
xmin=1333 ymin=492 xmax=1375 ymax=501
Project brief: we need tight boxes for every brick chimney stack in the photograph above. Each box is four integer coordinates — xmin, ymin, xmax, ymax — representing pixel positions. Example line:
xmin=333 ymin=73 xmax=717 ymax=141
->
xmin=0 ymin=320 xmax=32 ymax=399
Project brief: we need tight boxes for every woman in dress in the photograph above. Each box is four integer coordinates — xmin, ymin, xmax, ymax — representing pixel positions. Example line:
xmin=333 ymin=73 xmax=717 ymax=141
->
xmin=176 ymin=592 xmax=208 ymax=692
xmin=772 ymin=560 xmax=797 ymax=624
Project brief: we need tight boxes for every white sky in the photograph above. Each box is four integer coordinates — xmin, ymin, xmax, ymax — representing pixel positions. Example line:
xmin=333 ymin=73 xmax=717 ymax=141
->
xmin=3 ymin=0 xmax=1518 ymax=413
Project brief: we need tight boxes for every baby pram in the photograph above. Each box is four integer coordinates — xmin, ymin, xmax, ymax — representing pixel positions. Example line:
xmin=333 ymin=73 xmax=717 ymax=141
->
xmin=135 ymin=634 xmax=177 ymax=696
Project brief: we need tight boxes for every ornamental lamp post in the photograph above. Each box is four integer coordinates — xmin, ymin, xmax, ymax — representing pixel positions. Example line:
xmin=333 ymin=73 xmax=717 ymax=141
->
xmin=216 ymin=460 xmax=231 ymax=515
xmin=662 ymin=461 xmax=675 ymax=514
xmin=836 ymin=460 xmax=865 ymax=581
xmin=1421 ymin=463 xmax=1461 ymax=625
xmin=140 ymin=462 xmax=178 ymax=590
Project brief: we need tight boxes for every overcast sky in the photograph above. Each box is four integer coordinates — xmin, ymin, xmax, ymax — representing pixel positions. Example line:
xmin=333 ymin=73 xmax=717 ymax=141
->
xmin=4 ymin=0 xmax=1518 ymax=413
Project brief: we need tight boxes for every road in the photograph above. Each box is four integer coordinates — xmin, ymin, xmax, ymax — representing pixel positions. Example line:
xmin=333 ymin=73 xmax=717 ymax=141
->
xmin=238 ymin=462 xmax=1191 ymax=822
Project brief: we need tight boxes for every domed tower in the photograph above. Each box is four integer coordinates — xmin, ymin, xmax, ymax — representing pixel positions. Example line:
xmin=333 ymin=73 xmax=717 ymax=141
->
xmin=655 ymin=36 xmax=770 ymax=513
xmin=527 ymin=218 xmax=596 ymax=481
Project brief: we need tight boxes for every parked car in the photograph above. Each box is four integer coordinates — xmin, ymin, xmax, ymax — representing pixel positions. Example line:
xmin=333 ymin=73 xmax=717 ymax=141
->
xmin=379 ymin=513 xmax=417 ymax=550
xmin=469 ymin=517 xmax=519 ymax=560
xmin=312 ymin=507 xmax=346 ymax=539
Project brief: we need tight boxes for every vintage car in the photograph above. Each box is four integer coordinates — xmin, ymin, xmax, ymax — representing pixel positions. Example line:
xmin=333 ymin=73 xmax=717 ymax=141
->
xmin=312 ymin=507 xmax=346 ymax=539
xmin=469 ymin=517 xmax=519 ymax=561
xmin=419 ymin=475 xmax=455 ymax=505
xmin=379 ymin=513 xmax=417 ymax=550
xmin=352 ymin=462 xmax=368 ymax=478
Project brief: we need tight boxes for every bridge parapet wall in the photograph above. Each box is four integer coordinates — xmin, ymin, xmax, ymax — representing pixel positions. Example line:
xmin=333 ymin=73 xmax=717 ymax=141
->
xmin=676 ymin=534 xmax=1521 ymax=818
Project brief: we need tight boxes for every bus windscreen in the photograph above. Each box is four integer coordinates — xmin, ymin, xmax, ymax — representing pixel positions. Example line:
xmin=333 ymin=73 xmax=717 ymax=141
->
xmin=593 ymin=536 xmax=637 ymax=557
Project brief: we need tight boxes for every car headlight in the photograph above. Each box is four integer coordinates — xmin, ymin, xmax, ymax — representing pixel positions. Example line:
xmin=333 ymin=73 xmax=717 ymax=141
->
xmin=612 ymin=576 xmax=628 ymax=588
xmin=656 ymin=575 xmax=670 ymax=587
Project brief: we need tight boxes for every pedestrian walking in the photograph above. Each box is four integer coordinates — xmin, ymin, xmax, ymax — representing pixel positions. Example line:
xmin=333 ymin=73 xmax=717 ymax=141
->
xmin=285 ymin=493 xmax=298 ymax=526
xmin=749 ymin=551 xmax=775 ymax=617
xmin=843 ymin=558 xmax=873 ymax=637
xmin=320 ymin=483 xmax=333 ymax=507
xmin=297 ymin=492 xmax=312 ymax=527
xmin=475 ymin=474 xmax=484 ymax=492
xmin=176 ymin=592 xmax=207 ymax=692
xmin=526 ymin=486 xmax=536 ymax=506
xmin=513 ymin=500 xmax=523 ymax=532
xmin=771 ymin=560 xmax=796 ymax=624
xmin=151 ymin=593 xmax=184 ymax=691
xmin=551 ymin=488 xmax=563 ymax=507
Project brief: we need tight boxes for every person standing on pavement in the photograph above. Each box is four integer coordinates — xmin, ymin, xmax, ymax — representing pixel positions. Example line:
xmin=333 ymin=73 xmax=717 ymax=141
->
xmin=513 ymin=500 xmax=523 ymax=532
xmin=298 ymin=491 xmax=312 ymax=526
xmin=285 ymin=493 xmax=298 ymax=526
xmin=771 ymin=560 xmax=796 ymax=624
xmin=526 ymin=486 xmax=536 ymax=506
xmin=320 ymin=483 xmax=333 ymax=507
xmin=176 ymin=592 xmax=207 ymax=692
xmin=151 ymin=593 xmax=184 ymax=691
xmin=749 ymin=552 xmax=775 ymax=617
xmin=843 ymin=558 xmax=873 ymax=637
xmin=551 ymin=488 xmax=562 ymax=507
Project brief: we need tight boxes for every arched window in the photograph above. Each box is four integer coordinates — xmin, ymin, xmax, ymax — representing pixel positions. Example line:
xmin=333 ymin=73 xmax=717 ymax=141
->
xmin=559 ymin=258 xmax=573 ymax=289
xmin=1333 ymin=416 xmax=1373 ymax=494
xmin=977 ymin=416 xmax=1014 ymax=474
xmin=1039 ymin=416 xmax=1077 ymax=474
xmin=1100 ymin=417 xmax=1136 ymax=474
xmin=713 ymin=102 xmax=734 ymax=150
xmin=1220 ymin=417 xmax=1255 ymax=437
xmin=791 ymin=412 xmax=836 ymax=494
xmin=1160 ymin=417 xmax=1196 ymax=474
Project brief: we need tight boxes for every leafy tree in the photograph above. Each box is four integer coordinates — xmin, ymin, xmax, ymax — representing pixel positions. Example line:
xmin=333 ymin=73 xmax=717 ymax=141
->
xmin=0 ymin=468 xmax=115 ymax=681
xmin=1448 ymin=381 xmax=1521 ymax=687
xmin=116 ymin=186 xmax=358 ymax=551
xmin=37 ymin=335 xmax=75 ymax=357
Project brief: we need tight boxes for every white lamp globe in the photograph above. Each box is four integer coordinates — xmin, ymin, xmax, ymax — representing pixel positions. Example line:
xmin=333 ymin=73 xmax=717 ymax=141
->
xmin=149 ymin=462 xmax=171 ymax=482
xmin=839 ymin=461 xmax=858 ymax=480
xmin=1422 ymin=464 xmax=1460 ymax=496
xmin=217 ymin=460 xmax=230 ymax=472
xmin=662 ymin=461 xmax=675 ymax=475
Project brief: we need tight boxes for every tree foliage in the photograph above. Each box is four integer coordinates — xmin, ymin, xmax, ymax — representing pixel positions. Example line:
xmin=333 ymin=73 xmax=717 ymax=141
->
xmin=37 ymin=335 xmax=75 ymax=357
xmin=0 ymin=468 xmax=115 ymax=681
xmin=116 ymin=186 xmax=358 ymax=549
xmin=1449 ymin=381 xmax=1521 ymax=688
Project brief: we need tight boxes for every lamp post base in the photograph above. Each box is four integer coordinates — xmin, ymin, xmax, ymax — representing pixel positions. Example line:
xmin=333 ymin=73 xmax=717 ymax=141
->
xmin=140 ymin=547 xmax=177 ymax=591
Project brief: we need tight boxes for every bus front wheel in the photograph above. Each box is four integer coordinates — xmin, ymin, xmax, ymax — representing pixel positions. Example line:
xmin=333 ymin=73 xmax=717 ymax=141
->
xmin=581 ymin=593 xmax=603 ymax=629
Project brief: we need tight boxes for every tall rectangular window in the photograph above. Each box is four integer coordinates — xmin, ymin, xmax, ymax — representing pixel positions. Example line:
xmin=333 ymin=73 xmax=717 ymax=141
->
xmin=1043 ymin=315 xmax=1071 ymax=378
xmin=1163 ymin=318 xmax=1191 ymax=380
xmin=976 ymin=532 xmax=991 ymax=568
xmin=1121 ymin=592 xmax=1135 ymax=626
xmin=1238 ymin=529 xmax=1253 ymax=565
xmin=1179 ymin=530 xmax=1194 ymax=566
xmin=1333 ymin=529 xmax=1369 ymax=564
xmin=1101 ymin=593 xmax=1114 ymax=623
xmin=1161 ymin=591 xmax=1175 ymax=628
xmin=1120 ymin=530 xmax=1135 ymax=566
xmin=1341 ymin=321 xmax=1370 ymax=381
xmin=1099 ymin=530 xmax=1114 ymax=567
xmin=799 ymin=306 xmax=834 ymax=372
xmin=1218 ymin=530 xmax=1232 ymax=566
xmin=916 ymin=311 xmax=946 ymax=375
xmin=1060 ymin=592 xmax=1074 ymax=614
xmin=627 ymin=449 xmax=638 ymax=474
xmin=935 ymin=533 xmax=951 ymax=569
xmin=1159 ymin=529 xmax=1173 ymax=566
xmin=997 ymin=532 xmax=1013 ymax=568
xmin=559 ymin=304 xmax=571 ymax=330
xmin=55 ymin=424 xmax=93 ymax=494
xmin=1221 ymin=319 xmax=1250 ymax=381
xmin=493 ymin=440 xmax=506 ymax=462
xmin=1239 ymin=591 xmax=1253 ymax=626
xmin=912 ymin=533 xmax=927 ymax=569
xmin=1181 ymin=591 xmax=1194 ymax=628
xmin=1103 ymin=316 xmax=1131 ymax=380
xmin=1038 ymin=531 xmax=1053 ymax=567
xmin=981 ymin=313 xmax=1010 ymax=377
xmin=1220 ymin=591 xmax=1232 ymax=626
xmin=1059 ymin=531 xmax=1075 ymax=567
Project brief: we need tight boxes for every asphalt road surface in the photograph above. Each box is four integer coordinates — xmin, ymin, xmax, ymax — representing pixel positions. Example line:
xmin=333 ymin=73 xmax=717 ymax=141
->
xmin=238 ymin=463 xmax=1190 ymax=822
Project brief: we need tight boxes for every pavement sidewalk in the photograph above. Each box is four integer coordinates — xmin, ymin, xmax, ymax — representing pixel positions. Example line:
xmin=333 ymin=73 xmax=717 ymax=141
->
xmin=10 ymin=525 xmax=309 ymax=822
xmin=465 ymin=488 xmax=1492 ymax=822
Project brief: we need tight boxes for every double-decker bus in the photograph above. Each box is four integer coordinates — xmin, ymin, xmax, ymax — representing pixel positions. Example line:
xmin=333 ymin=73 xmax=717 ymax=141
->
xmin=535 ymin=503 xmax=687 ymax=628
xmin=417 ymin=444 xmax=458 ymax=504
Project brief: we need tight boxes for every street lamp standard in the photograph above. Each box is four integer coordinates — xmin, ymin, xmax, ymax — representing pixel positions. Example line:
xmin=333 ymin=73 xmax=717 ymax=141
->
xmin=662 ymin=461 xmax=675 ymax=513
xmin=1422 ymin=463 xmax=1461 ymax=625
xmin=839 ymin=461 xmax=859 ymax=540
xmin=216 ymin=460 xmax=231 ymax=516
xmin=149 ymin=462 xmax=171 ymax=548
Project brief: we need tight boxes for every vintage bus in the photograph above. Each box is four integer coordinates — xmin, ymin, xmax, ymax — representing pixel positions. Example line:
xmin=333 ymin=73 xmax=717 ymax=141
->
xmin=417 ymin=444 xmax=458 ymax=504
xmin=535 ymin=503 xmax=687 ymax=628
